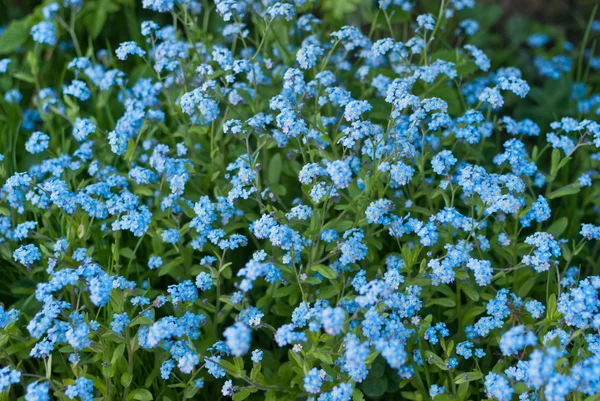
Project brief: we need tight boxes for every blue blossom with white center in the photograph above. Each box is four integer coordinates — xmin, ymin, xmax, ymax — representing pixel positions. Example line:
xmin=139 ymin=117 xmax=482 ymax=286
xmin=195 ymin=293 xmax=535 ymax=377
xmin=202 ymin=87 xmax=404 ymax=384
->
xmin=179 ymin=88 xmax=220 ymax=124
xmin=265 ymin=3 xmax=295 ymax=21
xmin=65 ymin=377 xmax=94 ymax=400
xmin=168 ymin=280 xmax=198 ymax=306
xmin=320 ymin=229 xmax=339 ymax=243
xmin=4 ymin=89 xmax=22 ymax=104
xmin=557 ymin=276 xmax=600 ymax=329
xmin=484 ymin=373 xmax=512 ymax=401
xmin=161 ymin=229 xmax=180 ymax=244
xmin=578 ymin=173 xmax=592 ymax=187
xmin=221 ymin=380 xmax=235 ymax=396
xmin=195 ymin=272 xmax=213 ymax=291
xmin=581 ymin=224 xmax=600 ymax=240
xmin=30 ymin=22 xmax=57 ymax=45
xmin=384 ymin=161 xmax=415 ymax=187
xmin=25 ymin=381 xmax=50 ymax=401
xmin=522 ymin=232 xmax=561 ymax=273
xmin=520 ymin=195 xmax=551 ymax=227
xmin=0 ymin=306 xmax=19 ymax=329
xmin=223 ymin=322 xmax=251 ymax=357
xmin=431 ymin=150 xmax=457 ymax=175
xmin=148 ymin=255 xmax=162 ymax=269
xmin=296 ymin=43 xmax=323 ymax=69
xmin=479 ymin=87 xmax=504 ymax=108
xmin=344 ymin=100 xmax=372 ymax=122
xmin=10 ymin=221 xmax=36 ymax=241
xmin=251 ymin=349 xmax=263 ymax=363
xmin=365 ymin=199 xmax=394 ymax=225
xmin=464 ymin=44 xmax=490 ymax=71
xmin=13 ymin=244 xmax=41 ymax=266
xmin=160 ymin=359 xmax=175 ymax=379
xmin=339 ymin=229 xmax=368 ymax=266
xmin=497 ymin=76 xmax=530 ymax=98
xmin=499 ymin=325 xmax=537 ymax=355
xmin=466 ymin=258 xmax=493 ymax=286
xmin=528 ymin=33 xmax=550 ymax=47
xmin=372 ymin=38 xmax=395 ymax=57
xmin=326 ymin=160 xmax=353 ymax=189
xmin=63 ymin=80 xmax=91 ymax=101
xmin=110 ymin=313 xmax=130 ymax=334
xmin=25 ymin=131 xmax=50 ymax=154
xmin=286 ymin=205 xmax=313 ymax=220
xmin=274 ymin=324 xmax=307 ymax=347
xmin=304 ymin=367 xmax=326 ymax=394
xmin=141 ymin=20 xmax=160 ymax=36
xmin=456 ymin=341 xmax=474 ymax=358
xmin=320 ymin=307 xmax=345 ymax=335
xmin=72 ymin=118 xmax=96 ymax=142
xmin=205 ymin=356 xmax=226 ymax=378
xmin=429 ymin=384 xmax=445 ymax=397
xmin=0 ymin=367 xmax=21 ymax=392
xmin=342 ymin=334 xmax=370 ymax=382
xmin=72 ymin=248 xmax=87 ymax=262
xmin=416 ymin=14 xmax=435 ymax=31
xmin=116 ymin=41 xmax=146 ymax=60
xmin=0 ymin=59 xmax=10 ymax=73
xmin=526 ymin=300 xmax=545 ymax=319
xmin=239 ymin=307 xmax=263 ymax=328
xmin=141 ymin=0 xmax=174 ymax=12
xmin=459 ymin=19 xmax=479 ymax=35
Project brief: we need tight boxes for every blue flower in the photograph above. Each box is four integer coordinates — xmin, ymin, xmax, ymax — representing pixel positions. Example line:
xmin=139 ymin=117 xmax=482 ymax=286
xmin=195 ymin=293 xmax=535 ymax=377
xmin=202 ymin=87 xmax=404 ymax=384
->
xmin=115 ymin=41 xmax=146 ymax=60
xmin=31 ymin=22 xmax=57 ymax=46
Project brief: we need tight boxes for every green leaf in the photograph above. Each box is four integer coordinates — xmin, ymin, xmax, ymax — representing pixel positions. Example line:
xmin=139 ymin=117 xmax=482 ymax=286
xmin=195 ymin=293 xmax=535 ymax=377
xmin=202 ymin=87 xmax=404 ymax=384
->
xmin=288 ymin=349 xmax=304 ymax=370
xmin=128 ymin=389 xmax=153 ymax=401
xmin=424 ymin=351 xmax=447 ymax=370
xmin=352 ymin=389 xmax=365 ymax=401
xmin=427 ymin=298 xmax=456 ymax=307
xmin=12 ymin=72 xmax=35 ymax=83
xmin=584 ymin=393 xmax=600 ymax=401
xmin=232 ymin=390 xmax=253 ymax=401
xmin=461 ymin=285 xmax=480 ymax=302
xmin=121 ymin=372 xmax=133 ymax=388
xmin=0 ymin=18 xmax=31 ymax=54
xmin=457 ymin=382 xmax=469 ymax=401
xmin=547 ymin=293 xmax=557 ymax=319
xmin=268 ymin=153 xmax=282 ymax=185
xmin=517 ymin=277 xmax=537 ymax=298
xmin=318 ymin=285 xmax=339 ymax=299
xmin=273 ymin=285 xmax=297 ymax=298
xmin=361 ymin=375 xmax=388 ymax=398
xmin=454 ymin=371 xmax=483 ymax=384
xmin=550 ymin=148 xmax=560 ymax=177
xmin=219 ymin=360 xmax=242 ymax=377
xmin=125 ymin=139 xmax=137 ymax=162
xmin=111 ymin=344 xmax=126 ymax=365
xmin=547 ymin=217 xmax=568 ymax=238
xmin=548 ymin=185 xmax=580 ymax=199
xmin=314 ymin=351 xmax=333 ymax=365
xmin=119 ymin=248 xmax=136 ymax=259
xmin=311 ymin=264 xmax=336 ymax=279
xmin=321 ymin=0 xmax=362 ymax=20
xmin=91 ymin=8 xmax=108 ymax=39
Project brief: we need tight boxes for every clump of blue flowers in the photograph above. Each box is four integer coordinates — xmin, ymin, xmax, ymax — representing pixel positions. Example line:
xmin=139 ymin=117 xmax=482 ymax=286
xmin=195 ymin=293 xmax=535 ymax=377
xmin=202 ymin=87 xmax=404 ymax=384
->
xmin=0 ymin=0 xmax=599 ymax=400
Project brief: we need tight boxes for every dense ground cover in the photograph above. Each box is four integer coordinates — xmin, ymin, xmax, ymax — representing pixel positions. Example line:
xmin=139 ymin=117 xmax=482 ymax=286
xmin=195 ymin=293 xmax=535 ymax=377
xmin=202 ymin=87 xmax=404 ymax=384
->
xmin=0 ymin=0 xmax=600 ymax=400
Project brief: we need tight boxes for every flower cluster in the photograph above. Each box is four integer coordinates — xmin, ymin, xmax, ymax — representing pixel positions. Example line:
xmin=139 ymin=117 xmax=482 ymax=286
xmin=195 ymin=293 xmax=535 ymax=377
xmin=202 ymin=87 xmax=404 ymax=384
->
xmin=0 ymin=0 xmax=599 ymax=400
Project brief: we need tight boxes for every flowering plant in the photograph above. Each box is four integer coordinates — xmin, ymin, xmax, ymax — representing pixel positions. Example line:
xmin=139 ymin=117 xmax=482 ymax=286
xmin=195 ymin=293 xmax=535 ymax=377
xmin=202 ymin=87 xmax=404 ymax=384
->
xmin=0 ymin=0 xmax=600 ymax=400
